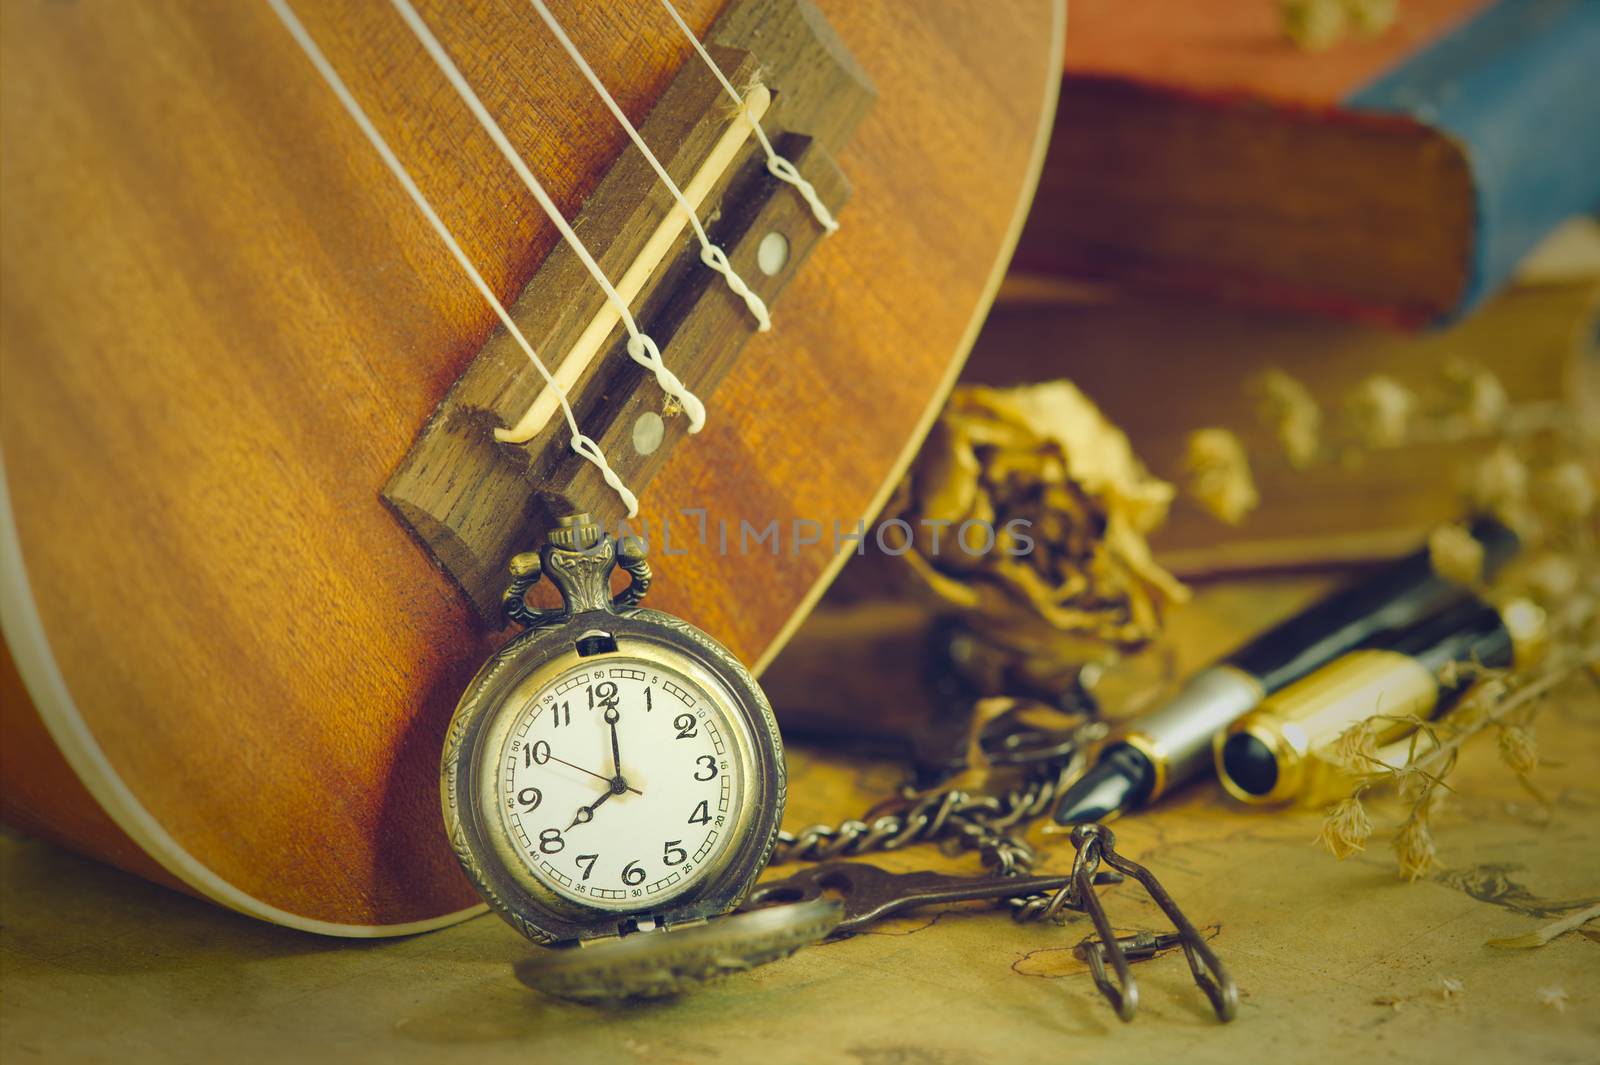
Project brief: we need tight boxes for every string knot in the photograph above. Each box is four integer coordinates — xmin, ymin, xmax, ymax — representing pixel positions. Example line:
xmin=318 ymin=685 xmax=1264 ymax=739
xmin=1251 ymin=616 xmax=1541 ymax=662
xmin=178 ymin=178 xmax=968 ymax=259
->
xmin=570 ymin=435 xmax=639 ymax=517
xmin=700 ymin=244 xmax=771 ymax=331
xmin=626 ymin=334 xmax=706 ymax=432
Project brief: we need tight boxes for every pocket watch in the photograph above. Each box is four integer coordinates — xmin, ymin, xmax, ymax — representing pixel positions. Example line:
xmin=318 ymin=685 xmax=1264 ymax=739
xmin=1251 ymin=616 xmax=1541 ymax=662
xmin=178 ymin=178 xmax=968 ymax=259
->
xmin=441 ymin=513 xmax=821 ymax=999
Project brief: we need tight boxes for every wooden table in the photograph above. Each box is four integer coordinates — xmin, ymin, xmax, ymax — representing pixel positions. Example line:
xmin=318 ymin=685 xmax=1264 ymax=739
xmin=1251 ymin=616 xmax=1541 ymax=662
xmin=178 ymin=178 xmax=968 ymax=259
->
xmin=3 ymin=576 xmax=1597 ymax=1063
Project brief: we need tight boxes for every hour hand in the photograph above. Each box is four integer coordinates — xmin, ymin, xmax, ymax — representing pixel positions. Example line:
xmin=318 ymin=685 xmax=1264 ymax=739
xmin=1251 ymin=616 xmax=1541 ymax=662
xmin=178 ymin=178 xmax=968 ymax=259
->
xmin=566 ymin=788 xmax=614 ymax=831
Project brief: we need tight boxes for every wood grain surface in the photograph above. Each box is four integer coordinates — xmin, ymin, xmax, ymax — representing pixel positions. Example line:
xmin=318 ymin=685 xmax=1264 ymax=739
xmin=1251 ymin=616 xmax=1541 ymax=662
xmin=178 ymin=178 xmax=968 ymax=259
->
xmin=0 ymin=0 xmax=1061 ymax=930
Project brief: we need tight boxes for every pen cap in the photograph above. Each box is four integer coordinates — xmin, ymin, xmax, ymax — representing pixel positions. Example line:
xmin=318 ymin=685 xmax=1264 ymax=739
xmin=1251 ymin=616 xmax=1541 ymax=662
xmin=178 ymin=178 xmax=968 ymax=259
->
xmin=1215 ymin=598 xmax=1523 ymax=805
xmin=1226 ymin=515 xmax=1518 ymax=693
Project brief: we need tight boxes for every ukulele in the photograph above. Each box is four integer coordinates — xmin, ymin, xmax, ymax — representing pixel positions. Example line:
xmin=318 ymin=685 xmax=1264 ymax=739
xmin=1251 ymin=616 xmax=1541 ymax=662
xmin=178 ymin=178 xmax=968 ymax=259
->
xmin=0 ymin=0 xmax=1063 ymax=935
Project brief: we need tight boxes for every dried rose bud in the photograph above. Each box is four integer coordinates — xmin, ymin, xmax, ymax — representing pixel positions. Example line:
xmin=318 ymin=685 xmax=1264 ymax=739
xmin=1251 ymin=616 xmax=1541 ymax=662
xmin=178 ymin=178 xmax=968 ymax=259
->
xmin=1498 ymin=724 xmax=1538 ymax=775
xmin=1393 ymin=815 xmax=1439 ymax=881
xmin=1428 ymin=523 xmax=1484 ymax=586
xmin=1350 ymin=375 xmax=1415 ymax=449
xmin=1184 ymin=428 xmax=1259 ymax=525
xmin=1316 ymin=796 xmax=1373 ymax=859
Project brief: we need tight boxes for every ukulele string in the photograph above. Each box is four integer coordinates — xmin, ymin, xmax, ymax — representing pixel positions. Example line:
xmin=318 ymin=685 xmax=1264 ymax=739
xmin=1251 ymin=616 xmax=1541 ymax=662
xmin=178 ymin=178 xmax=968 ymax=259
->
xmin=389 ymin=0 xmax=708 ymax=434
xmin=656 ymin=0 xmax=839 ymax=234
xmin=528 ymin=0 xmax=770 ymax=333
xmin=264 ymin=0 xmax=640 ymax=517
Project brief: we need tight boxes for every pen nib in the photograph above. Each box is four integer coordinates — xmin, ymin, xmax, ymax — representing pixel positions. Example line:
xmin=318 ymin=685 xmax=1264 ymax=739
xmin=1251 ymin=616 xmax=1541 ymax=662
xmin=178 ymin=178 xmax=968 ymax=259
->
xmin=1053 ymin=746 xmax=1156 ymax=824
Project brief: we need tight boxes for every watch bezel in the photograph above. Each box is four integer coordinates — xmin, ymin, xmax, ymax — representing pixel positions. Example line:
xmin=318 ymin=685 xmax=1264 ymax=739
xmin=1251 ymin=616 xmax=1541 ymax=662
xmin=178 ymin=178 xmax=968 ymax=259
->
xmin=441 ymin=607 xmax=785 ymax=944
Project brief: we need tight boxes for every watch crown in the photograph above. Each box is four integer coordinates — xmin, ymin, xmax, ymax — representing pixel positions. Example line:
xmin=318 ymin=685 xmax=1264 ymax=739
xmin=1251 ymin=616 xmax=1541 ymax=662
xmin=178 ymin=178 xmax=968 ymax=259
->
xmin=549 ymin=512 xmax=604 ymax=552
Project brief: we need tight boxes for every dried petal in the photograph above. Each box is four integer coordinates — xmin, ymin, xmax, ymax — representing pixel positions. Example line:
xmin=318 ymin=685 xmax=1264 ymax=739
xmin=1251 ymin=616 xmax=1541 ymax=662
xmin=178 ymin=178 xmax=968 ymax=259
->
xmin=1185 ymin=428 xmax=1259 ymax=525
xmin=1317 ymin=797 xmax=1373 ymax=859
xmin=1428 ymin=523 xmax=1485 ymax=586
xmin=1439 ymin=975 xmax=1464 ymax=1001
xmin=1393 ymin=816 xmax=1439 ymax=881
xmin=1350 ymin=375 xmax=1415 ymax=448
xmin=1498 ymin=724 xmax=1538 ymax=775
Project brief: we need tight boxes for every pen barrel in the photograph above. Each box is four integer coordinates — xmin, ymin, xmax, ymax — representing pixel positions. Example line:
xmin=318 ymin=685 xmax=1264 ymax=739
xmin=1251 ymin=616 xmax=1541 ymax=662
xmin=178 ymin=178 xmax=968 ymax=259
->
xmin=1118 ymin=666 xmax=1263 ymax=799
xmin=1215 ymin=597 xmax=1540 ymax=805
xmin=1225 ymin=516 xmax=1517 ymax=694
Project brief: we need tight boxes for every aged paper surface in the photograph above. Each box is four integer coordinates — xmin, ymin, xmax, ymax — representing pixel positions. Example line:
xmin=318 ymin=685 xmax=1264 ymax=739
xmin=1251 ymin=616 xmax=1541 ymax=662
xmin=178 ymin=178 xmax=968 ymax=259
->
xmin=2 ymin=578 xmax=1596 ymax=1063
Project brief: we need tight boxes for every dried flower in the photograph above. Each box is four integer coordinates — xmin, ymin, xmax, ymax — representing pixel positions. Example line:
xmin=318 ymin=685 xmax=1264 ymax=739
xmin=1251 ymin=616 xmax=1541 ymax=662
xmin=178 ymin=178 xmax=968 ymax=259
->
xmin=893 ymin=382 xmax=1188 ymax=644
xmin=1184 ymin=428 xmax=1259 ymax=525
xmin=1332 ymin=720 xmax=1379 ymax=769
xmin=1525 ymin=554 xmax=1580 ymax=601
xmin=1444 ymin=362 xmax=1509 ymax=433
xmin=1537 ymin=461 xmax=1596 ymax=520
xmin=1469 ymin=444 xmax=1528 ymax=514
xmin=1428 ymin=523 xmax=1485 ymax=586
xmin=1537 ymin=986 xmax=1569 ymax=1013
xmin=1280 ymin=0 xmax=1347 ymax=50
xmin=1497 ymin=724 xmax=1538 ymax=775
xmin=1317 ymin=796 xmax=1373 ymax=859
xmin=1349 ymin=375 xmax=1415 ymax=448
xmin=1344 ymin=0 xmax=1398 ymax=34
xmin=1393 ymin=816 xmax=1439 ymax=881
xmin=1258 ymin=369 xmax=1322 ymax=468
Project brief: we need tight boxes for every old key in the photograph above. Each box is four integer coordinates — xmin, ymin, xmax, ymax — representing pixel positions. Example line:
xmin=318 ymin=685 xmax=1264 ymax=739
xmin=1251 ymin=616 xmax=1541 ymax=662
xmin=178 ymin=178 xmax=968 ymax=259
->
xmin=741 ymin=862 xmax=1094 ymax=935
xmin=741 ymin=825 xmax=1238 ymax=1024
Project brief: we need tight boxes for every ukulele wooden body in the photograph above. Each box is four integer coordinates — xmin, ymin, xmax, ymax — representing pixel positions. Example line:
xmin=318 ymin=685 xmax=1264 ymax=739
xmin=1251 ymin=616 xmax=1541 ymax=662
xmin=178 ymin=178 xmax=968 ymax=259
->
xmin=0 ymin=0 xmax=1062 ymax=934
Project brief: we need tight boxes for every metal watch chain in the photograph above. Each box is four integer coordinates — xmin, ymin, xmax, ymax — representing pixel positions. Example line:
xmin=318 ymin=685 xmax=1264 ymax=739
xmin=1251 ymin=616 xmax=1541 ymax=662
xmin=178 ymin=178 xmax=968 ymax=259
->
xmin=770 ymin=728 xmax=1102 ymax=922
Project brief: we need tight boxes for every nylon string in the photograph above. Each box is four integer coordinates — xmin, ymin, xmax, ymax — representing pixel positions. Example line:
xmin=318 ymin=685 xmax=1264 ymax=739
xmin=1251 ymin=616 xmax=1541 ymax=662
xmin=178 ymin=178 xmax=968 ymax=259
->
xmin=264 ymin=0 xmax=639 ymax=517
xmin=529 ymin=0 xmax=771 ymax=332
xmin=388 ymin=0 xmax=708 ymax=433
xmin=657 ymin=0 xmax=839 ymax=234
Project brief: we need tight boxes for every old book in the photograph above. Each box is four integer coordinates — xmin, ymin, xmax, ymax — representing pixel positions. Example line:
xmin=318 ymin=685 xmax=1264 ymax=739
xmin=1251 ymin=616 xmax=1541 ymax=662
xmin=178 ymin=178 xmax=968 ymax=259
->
xmin=1016 ymin=0 xmax=1600 ymax=328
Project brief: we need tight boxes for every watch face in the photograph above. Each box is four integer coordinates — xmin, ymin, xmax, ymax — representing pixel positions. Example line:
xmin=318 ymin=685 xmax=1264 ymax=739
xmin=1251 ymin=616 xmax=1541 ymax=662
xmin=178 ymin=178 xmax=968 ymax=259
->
xmin=486 ymin=656 xmax=753 ymax=912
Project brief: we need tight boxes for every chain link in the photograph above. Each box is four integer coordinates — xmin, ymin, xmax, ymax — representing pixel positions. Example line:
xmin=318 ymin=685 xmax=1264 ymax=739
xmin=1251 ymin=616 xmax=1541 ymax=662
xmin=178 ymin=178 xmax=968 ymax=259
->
xmin=771 ymin=723 xmax=1107 ymax=922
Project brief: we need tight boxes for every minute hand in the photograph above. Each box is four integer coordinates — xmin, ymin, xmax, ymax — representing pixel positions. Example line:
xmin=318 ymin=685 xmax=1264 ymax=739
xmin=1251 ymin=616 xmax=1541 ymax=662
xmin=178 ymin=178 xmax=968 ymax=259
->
xmin=605 ymin=706 xmax=623 ymax=779
xmin=545 ymin=752 xmax=643 ymax=796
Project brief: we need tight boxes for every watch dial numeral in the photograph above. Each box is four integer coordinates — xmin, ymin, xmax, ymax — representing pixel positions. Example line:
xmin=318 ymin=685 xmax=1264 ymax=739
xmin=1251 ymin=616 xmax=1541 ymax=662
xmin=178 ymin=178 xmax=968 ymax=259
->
xmin=551 ymin=700 xmax=570 ymax=728
xmin=688 ymin=800 xmax=711 ymax=825
xmin=516 ymin=786 xmax=542 ymax=811
xmin=673 ymin=712 xmax=697 ymax=740
xmin=621 ymin=860 xmax=646 ymax=886
xmin=644 ymin=687 xmax=653 ymax=713
xmin=576 ymin=853 xmax=597 ymax=881
xmin=539 ymin=827 xmax=565 ymax=854
xmin=587 ymin=681 xmax=619 ymax=712
xmin=527 ymin=740 xmax=551 ymax=766
xmin=662 ymin=840 xmax=687 ymax=866
xmin=693 ymin=754 xmax=717 ymax=781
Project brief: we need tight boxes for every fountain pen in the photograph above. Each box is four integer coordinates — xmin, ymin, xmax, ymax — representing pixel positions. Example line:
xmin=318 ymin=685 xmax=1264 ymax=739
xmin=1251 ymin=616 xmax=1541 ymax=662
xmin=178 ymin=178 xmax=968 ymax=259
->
xmin=1052 ymin=516 xmax=1519 ymax=824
